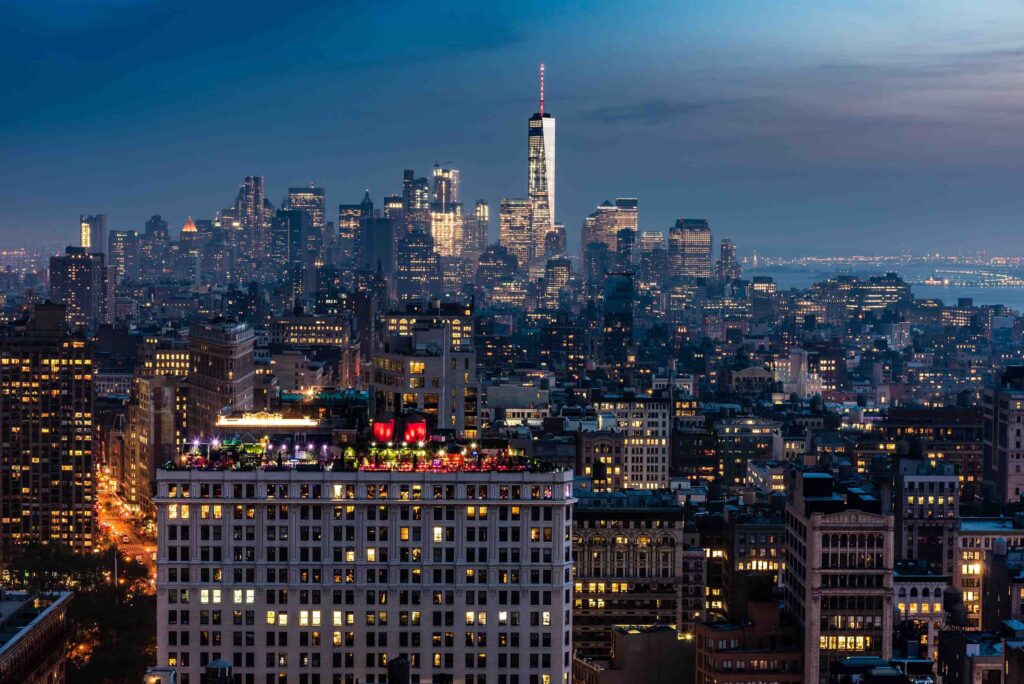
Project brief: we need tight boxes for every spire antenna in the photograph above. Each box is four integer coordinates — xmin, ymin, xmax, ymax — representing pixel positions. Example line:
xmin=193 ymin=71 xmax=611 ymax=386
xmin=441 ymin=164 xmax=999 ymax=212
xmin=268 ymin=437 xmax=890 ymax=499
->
xmin=539 ymin=62 xmax=545 ymax=115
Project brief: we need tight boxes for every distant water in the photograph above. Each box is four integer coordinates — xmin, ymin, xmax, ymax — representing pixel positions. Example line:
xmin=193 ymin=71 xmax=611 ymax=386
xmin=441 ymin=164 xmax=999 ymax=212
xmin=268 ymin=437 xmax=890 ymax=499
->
xmin=748 ymin=263 xmax=1024 ymax=312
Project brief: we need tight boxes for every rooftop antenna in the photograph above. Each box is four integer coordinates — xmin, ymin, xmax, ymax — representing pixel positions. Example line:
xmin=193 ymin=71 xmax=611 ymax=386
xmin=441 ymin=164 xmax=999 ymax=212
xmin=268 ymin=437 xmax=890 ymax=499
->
xmin=539 ymin=62 xmax=545 ymax=115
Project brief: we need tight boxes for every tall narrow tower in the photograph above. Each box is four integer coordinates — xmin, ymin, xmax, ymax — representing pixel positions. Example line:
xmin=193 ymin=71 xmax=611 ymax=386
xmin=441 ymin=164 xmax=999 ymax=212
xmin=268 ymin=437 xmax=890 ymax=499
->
xmin=528 ymin=63 xmax=556 ymax=262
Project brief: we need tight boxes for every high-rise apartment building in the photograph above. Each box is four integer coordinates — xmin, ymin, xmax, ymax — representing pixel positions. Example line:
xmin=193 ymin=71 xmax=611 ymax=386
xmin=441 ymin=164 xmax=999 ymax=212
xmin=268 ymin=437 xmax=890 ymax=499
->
xmin=79 ymin=213 xmax=107 ymax=255
xmin=462 ymin=200 xmax=489 ymax=258
xmin=187 ymin=319 xmax=255 ymax=439
xmin=668 ymin=219 xmax=712 ymax=280
xmin=49 ymin=245 xmax=109 ymax=330
xmin=108 ymin=229 xmax=140 ymax=282
xmin=528 ymin=64 xmax=556 ymax=251
xmin=716 ymin=238 xmax=740 ymax=282
xmin=0 ymin=303 xmax=95 ymax=562
xmin=499 ymin=198 xmax=533 ymax=271
xmin=154 ymin=455 xmax=575 ymax=684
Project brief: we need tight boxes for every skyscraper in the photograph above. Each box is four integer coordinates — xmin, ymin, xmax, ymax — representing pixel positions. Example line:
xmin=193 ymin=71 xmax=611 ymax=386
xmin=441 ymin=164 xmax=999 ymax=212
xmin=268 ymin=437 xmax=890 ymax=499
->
xmin=238 ymin=175 xmax=267 ymax=262
xmin=79 ymin=214 xmax=107 ymax=255
xmin=716 ymin=237 xmax=741 ymax=282
xmin=602 ymin=272 xmax=635 ymax=370
xmin=430 ymin=204 xmax=464 ymax=258
xmin=432 ymin=164 xmax=460 ymax=208
xmin=285 ymin=185 xmax=326 ymax=233
xmin=270 ymin=209 xmax=312 ymax=269
xmin=544 ymin=221 xmax=566 ymax=258
xmin=528 ymin=63 xmax=556 ymax=257
xmin=107 ymin=229 xmax=140 ymax=283
xmin=402 ymin=170 xmax=432 ymax=234
xmin=395 ymin=228 xmax=440 ymax=301
xmin=338 ymin=192 xmax=374 ymax=268
xmin=0 ymin=303 xmax=95 ymax=562
xmin=581 ymin=199 xmax=638 ymax=254
xmin=543 ymin=257 xmax=571 ymax=310
xmin=668 ymin=218 xmax=712 ymax=279
xmin=498 ymin=198 xmax=532 ymax=270
xmin=49 ymin=246 xmax=108 ymax=330
xmin=186 ymin=319 xmax=255 ymax=438
xmin=285 ymin=185 xmax=326 ymax=254
xmin=462 ymin=199 xmax=489 ymax=258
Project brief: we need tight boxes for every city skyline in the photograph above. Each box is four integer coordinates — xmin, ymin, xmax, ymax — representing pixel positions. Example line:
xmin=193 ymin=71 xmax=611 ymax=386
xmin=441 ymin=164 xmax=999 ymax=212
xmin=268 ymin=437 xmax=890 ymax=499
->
xmin=4 ymin=1 xmax=1024 ymax=255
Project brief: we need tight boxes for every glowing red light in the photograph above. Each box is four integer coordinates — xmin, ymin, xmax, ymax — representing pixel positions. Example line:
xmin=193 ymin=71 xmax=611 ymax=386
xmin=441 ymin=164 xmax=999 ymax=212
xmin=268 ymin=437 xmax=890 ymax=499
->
xmin=373 ymin=420 xmax=394 ymax=443
xmin=404 ymin=420 xmax=427 ymax=443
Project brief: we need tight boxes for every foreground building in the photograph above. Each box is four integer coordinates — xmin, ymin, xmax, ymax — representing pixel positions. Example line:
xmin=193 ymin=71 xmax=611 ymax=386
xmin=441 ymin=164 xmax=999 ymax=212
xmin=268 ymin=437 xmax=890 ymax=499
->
xmin=0 ymin=303 xmax=95 ymax=562
xmin=571 ymin=489 xmax=693 ymax=660
xmin=782 ymin=471 xmax=895 ymax=683
xmin=155 ymin=436 xmax=574 ymax=684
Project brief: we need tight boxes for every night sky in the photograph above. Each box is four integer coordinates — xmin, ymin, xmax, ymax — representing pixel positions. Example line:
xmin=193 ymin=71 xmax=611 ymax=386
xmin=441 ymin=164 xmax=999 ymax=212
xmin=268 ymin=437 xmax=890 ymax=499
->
xmin=3 ymin=0 xmax=1024 ymax=256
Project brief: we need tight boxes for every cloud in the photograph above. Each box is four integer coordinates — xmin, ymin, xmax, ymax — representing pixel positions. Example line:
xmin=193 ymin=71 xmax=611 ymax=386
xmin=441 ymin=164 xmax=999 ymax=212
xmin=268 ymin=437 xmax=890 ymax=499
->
xmin=580 ymin=99 xmax=709 ymax=125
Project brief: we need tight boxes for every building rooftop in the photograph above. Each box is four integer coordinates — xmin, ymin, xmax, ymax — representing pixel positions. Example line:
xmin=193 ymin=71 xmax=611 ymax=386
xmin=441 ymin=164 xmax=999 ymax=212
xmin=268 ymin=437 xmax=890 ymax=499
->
xmin=0 ymin=592 xmax=72 ymax=655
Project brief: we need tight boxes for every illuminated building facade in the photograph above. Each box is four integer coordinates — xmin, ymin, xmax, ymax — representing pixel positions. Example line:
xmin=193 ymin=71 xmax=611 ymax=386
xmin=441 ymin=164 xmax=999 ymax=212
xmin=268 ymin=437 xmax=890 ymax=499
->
xmin=577 ymin=431 xmax=626 ymax=492
xmin=79 ymin=213 xmax=107 ymax=255
xmin=49 ymin=245 xmax=109 ymax=331
xmin=954 ymin=517 xmax=1024 ymax=630
xmin=382 ymin=301 xmax=474 ymax=352
xmin=402 ymin=170 xmax=432 ymax=234
xmin=367 ymin=321 xmax=479 ymax=437
xmin=582 ymin=199 xmax=639 ymax=263
xmin=542 ymin=257 xmax=571 ymax=311
xmin=528 ymin=64 xmax=556 ymax=249
xmin=394 ymin=229 xmax=440 ymax=302
xmin=238 ymin=175 xmax=267 ymax=266
xmin=668 ymin=219 xmax=712 ymax=280
xmin=463 ymin=200 xmax=489 ymax=259
xmin=430 ymin=204 xmax=464 ymax=258
xmin=893 ymin=565 xmax=948 ymax=661
xmin=715 ymin=237 xmax=740 ymax=282
xmin=154 ymin=461 xmax=575 ymax=684
xmin=107 ymin=229 xmax=140 ymax=282
xmin=894 ymin=458 xmax=958 ymax=576
xmin=783 ymin=471 xmax=894 ymax=682
xmin=269 ymin=313 xmax=348 ymax=347
xmin=571 ymin=489 xmax=691 ymax=660
xmin=591 ymin=391 xmax=671 ymax=489
xmin=285 ymin=186 xmax=326 ymax=237
xmin=498 ymin=198 xmax=533 ymax=270
xmin=336 ymin=200 xmax=368 ymax=267
xmin=0 ymin=303 xmax=95 ymax=562
xmin=714 ymin=418 xmax=783 ymax=486
xmin=187 ymin=319 xmax=255 ymax=439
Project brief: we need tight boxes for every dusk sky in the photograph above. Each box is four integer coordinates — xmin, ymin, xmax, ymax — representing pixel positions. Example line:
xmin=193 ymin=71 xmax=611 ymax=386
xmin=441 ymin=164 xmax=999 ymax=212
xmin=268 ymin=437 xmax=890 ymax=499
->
xmin=3 ymin=0 xmax=1024 ymax=255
